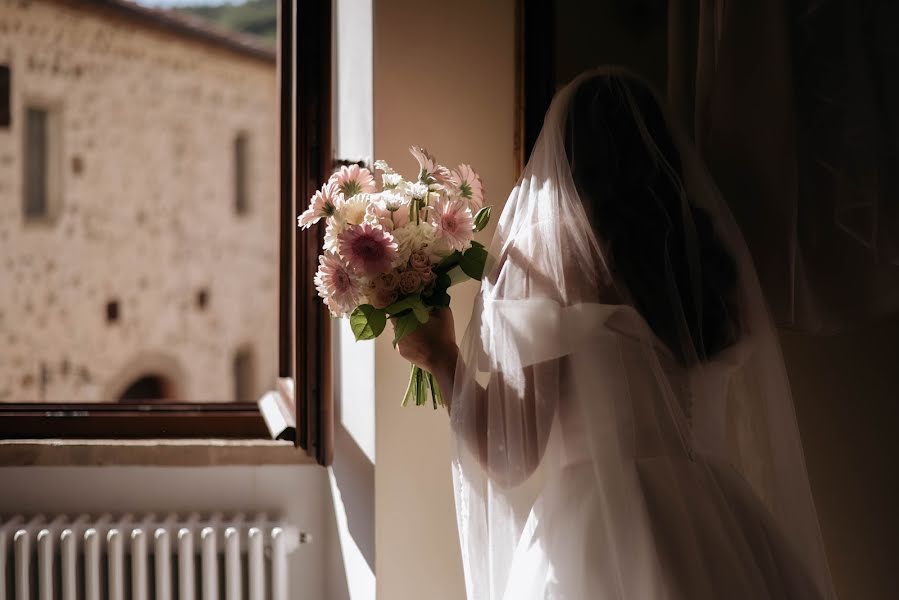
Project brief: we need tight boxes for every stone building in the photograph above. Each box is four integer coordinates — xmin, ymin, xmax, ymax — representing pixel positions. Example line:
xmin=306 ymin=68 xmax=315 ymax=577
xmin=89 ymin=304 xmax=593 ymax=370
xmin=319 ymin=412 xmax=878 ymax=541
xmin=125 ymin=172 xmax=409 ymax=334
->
xmin=0 ymin=0 xmax=279 ymax=403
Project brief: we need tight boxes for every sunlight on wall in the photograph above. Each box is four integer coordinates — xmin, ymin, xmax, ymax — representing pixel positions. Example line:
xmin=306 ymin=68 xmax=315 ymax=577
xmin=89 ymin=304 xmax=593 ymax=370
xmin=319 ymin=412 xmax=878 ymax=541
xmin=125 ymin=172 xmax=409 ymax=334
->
xmin=372 ymin=1 xmax=516 ymax=598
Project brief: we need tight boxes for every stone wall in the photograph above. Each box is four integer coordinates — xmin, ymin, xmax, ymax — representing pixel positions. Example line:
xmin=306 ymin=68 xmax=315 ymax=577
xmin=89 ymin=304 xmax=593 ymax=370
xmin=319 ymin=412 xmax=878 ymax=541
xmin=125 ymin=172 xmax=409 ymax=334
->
xmin=0 ymin=1 xmax=279 ymax=402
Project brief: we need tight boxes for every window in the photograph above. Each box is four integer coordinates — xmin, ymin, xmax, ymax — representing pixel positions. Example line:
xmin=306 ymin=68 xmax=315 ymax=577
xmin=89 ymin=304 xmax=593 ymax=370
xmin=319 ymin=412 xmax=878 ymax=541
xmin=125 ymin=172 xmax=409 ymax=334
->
xmin=234 ymin=132 xmax=250 ymax=215
xmin=1 ymin=65 xmax=10 ymax=128
xmin=233 ymin=346 xmax=256 ymax=403
xmin=23 ymin=104 xmax=60 ymax=221
xmin=0 ymin=0 xmax=334 ymax=464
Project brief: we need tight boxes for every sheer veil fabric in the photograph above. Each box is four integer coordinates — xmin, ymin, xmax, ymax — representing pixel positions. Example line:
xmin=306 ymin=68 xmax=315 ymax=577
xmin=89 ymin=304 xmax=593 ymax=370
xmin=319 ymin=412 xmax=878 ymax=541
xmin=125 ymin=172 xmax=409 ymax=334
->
xmin=449 ymin=67 xmax=837 ymax=599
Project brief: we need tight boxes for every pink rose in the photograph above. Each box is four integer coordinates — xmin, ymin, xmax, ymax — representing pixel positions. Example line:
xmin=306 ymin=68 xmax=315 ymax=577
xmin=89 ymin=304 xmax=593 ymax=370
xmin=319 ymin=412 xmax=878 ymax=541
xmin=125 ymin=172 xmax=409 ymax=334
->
xmin=374 ymin=271 xmax=400 ymax=292
xmin=419 ymin=268 xmax=436 ymax=285
xmin=398 ymin=270 xmax=422 ymax=295
xmin=368 ymin=282 xmax=397 ymax=309
xmin=409 ymin=251 xmax=432 ymax=272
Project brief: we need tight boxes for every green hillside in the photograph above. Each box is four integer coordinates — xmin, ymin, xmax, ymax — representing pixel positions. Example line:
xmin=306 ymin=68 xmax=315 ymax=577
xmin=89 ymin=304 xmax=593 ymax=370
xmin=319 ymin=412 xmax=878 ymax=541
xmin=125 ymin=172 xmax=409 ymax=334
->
xmin=176 ymin=0 xmax=277 ymax=45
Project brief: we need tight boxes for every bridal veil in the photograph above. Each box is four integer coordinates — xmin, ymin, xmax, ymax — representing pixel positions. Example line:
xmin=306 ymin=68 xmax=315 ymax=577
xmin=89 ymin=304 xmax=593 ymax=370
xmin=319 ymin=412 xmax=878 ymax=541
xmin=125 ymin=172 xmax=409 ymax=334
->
xmin=449 ymin=67 xmax=836 ymax=599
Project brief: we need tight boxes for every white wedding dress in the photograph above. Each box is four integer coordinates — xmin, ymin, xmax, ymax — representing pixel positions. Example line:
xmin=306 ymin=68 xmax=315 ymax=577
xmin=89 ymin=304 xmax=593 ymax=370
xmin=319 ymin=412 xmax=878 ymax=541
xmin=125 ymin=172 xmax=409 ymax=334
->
xmin=500 ymin=305 xmax=821 ymax=599
xmin=450 ymin=69 xmax=837 ymax=600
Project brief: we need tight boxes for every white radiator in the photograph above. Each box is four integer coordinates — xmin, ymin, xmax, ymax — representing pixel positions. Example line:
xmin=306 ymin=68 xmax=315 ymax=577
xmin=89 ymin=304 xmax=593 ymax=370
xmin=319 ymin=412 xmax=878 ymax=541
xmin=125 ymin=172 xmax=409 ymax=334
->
xmin=0 ymin=513 xmax=302 ymax=600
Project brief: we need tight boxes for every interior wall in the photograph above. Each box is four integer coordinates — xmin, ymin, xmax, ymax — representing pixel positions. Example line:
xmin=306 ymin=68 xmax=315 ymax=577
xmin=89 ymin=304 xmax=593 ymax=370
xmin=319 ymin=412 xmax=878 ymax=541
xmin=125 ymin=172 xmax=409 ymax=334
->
xmin=371 ymin=0 xmax=516 ymax=598
xmin=0 ymin=464 xmax=331 ymax=600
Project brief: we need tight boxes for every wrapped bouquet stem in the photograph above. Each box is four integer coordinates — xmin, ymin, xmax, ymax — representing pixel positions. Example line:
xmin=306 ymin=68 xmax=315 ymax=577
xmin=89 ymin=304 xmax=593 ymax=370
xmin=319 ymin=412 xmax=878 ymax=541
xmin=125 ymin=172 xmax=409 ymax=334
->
xmin=299 ymin=146 xmax=491 ymax=408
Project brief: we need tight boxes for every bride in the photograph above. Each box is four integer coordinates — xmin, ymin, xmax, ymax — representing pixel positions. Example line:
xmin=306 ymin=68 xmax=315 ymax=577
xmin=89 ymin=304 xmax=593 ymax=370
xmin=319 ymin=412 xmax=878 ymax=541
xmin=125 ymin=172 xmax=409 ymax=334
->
xmin=397 ymin=68 xmax=837 ymax=599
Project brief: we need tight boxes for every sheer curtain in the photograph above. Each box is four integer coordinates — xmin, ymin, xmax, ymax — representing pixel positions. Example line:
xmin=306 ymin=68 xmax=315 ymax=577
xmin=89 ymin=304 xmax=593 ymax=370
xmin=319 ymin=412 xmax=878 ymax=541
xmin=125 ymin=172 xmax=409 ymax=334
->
xmin=693 ymin=0 xmax=899 ymax=332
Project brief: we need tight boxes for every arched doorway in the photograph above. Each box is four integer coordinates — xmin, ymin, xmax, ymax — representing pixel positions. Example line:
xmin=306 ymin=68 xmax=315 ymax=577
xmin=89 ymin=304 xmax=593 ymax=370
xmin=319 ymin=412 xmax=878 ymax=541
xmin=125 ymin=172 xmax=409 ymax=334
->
xmin=104 ymin=352 xmax=185 ymax=403
xmin=118 ymin=373 xmax=177 ymax=403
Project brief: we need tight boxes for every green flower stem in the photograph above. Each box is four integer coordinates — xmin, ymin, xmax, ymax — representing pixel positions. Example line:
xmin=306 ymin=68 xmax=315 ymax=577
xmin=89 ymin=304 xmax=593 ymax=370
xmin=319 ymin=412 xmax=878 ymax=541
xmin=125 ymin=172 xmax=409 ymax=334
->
xmin=402 ymin=362 xmax=417 ymax=407
xmin=401 ymin=363 xmax=445 ymax=408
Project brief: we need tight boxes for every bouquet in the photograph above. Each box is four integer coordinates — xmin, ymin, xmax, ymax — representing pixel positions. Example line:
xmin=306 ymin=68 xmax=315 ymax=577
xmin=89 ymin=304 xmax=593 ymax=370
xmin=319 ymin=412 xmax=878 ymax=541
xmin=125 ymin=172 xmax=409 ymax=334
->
xmin=298 ymin=146 xmax=491 ymax=408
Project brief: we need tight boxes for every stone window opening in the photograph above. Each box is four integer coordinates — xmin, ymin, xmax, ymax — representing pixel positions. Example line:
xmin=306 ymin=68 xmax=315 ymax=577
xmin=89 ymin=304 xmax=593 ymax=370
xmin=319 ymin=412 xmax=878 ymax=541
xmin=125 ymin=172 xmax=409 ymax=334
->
xmin=196 ymin=287 xmax=210 ymax=310
xmin=1 ymin=65 xmax=10 ymax=128
xmin=234 ymin=131 xmax=250 ymax=216
xmin=106 ymin=299 xmax=120 ymax=324
xmin=233 ymin=345 xmax=256 ymax=402
xmin=23 ymin=102 xmax=62 ymax=223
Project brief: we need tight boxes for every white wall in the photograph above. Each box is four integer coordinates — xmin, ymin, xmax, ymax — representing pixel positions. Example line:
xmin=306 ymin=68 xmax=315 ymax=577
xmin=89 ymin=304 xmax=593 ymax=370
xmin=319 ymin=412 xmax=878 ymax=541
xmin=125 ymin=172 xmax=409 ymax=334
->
xmin=372 ymin=1 xmax=516 ymax=598
xmin=0 ymin=464 xmax=332 ymax=599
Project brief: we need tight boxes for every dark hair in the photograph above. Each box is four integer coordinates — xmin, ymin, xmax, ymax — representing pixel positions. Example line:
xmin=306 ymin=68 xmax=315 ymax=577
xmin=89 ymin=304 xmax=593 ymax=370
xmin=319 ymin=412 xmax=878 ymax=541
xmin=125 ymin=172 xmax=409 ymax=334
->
xmin=564 ymin=72 xmax=739 ymax=364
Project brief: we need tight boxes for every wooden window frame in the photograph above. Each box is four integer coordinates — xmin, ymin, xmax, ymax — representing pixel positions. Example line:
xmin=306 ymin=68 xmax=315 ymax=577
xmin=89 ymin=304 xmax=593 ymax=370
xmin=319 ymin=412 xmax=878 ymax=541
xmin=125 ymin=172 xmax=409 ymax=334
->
xmin=0 ymin=0 xmax=334 ymax=466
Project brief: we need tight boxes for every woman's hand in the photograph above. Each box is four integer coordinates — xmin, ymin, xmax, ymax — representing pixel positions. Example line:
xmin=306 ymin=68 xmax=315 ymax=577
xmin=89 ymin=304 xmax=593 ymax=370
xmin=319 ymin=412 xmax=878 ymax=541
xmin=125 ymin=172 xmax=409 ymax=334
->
xmin=395 ymin=307 xmax=458 ymax=376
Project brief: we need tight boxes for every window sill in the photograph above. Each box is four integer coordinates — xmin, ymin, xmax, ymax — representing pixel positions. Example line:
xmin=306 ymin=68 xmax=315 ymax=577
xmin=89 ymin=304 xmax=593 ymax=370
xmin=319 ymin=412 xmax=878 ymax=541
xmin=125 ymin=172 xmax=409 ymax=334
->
xmin=0 ymin=439 xmax=317 ymax=467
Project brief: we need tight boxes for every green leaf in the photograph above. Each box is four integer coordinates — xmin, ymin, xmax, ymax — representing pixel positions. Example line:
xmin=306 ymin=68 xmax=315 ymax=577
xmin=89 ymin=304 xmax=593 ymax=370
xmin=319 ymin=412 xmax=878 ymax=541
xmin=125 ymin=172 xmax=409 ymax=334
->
xmin=473 ymin=206 xmax=492 ymax=232
xmin=435 ymin=251 xmax=461 ymax=274
xmin=412 ymin=302 xmax=430 ymax=323
xmin=392 ymin=312 xmax=421 ymax=347
xmin=384 ymin=294 xmax=422 ymax=316
xmin=350 ymin=305 xmax=387 ymax=340
xmin=435 ymin=272 xmax=452 ymax=292
xmin=447 ymin=265 xmax=471 ymax=287
xmin=424 ymin=271 xmax=452 ymax=307
xmin=460 ymin=245 xmax=489 ymax=281
xmin=385 ymin=294 xmax=429 ymax=323
xmin=427 ymin=290 xmax=451 ymax=307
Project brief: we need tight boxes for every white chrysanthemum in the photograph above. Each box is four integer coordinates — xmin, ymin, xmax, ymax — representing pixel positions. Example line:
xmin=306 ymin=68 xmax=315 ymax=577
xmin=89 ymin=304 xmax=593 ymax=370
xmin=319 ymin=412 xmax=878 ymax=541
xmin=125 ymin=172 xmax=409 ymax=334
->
xmin=337 ymin=193 xmax=373 ymax=226
xmin=392 ymin=221 xmax=448 ymax=264
xmin=409 ymin=182 xmax=429 ymax=200
xmin=382 ymin=172 xmax=403 ymax=189
xmin=374 ymin=159 xmax=394 ymax=174
xmin=324 ymin=219 xmax=346 ymax=253
xmin=366 ymin=192 xmax=411 ymax=231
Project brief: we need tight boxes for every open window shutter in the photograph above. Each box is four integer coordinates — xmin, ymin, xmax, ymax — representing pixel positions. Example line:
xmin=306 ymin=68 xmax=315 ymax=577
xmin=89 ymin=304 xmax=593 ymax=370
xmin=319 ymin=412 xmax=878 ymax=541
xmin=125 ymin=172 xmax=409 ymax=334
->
xmin=281 ymin=0 xmax=333 ymax=466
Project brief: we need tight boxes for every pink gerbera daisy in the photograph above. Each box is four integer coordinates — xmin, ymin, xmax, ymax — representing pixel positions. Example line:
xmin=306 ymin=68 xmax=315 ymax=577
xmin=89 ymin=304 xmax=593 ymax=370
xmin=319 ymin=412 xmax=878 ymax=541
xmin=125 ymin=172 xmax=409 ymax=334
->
xmin=451 ymin=164 xmax=485 ymax=212
xmin=410 ymin=146 xmax=452 ymax=187
xmin=431 ymin=197 xmax=474 ymax=252
xmin=298 ymin=182 xmax=342 ymax=229
xmin=314 ymin=252 xmax=362 ymax=317
xmin=338 ymin=223 xmax=399 ymax=277
xmin=329 ymin=165 xmax=377 ymax=198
